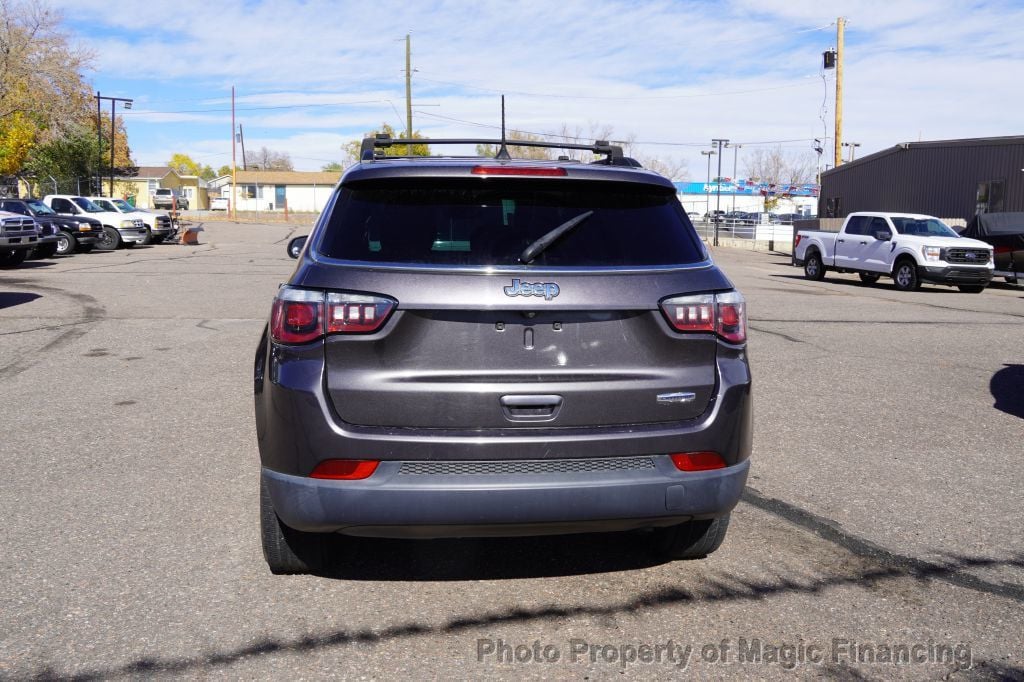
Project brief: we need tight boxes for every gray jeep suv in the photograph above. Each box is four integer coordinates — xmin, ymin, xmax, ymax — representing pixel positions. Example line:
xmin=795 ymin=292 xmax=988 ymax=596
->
xmin=254 ymin=136 xmax=752 ymax=574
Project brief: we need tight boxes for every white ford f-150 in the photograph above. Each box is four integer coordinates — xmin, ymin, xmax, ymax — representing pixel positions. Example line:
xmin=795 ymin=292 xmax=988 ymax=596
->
xmin=794 ymin=212 xmax=994 ymax=292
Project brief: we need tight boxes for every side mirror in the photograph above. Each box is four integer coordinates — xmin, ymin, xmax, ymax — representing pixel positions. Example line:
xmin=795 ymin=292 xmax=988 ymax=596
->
xmin=873 ymin=230 xmax=892 ymax=241
xmin=287 ymin=235 xmax=308 ymax=259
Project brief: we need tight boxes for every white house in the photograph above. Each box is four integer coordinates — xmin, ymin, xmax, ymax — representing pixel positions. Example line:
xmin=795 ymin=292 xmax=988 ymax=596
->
xmin=207 ymin=171 xmax=341 ymax=213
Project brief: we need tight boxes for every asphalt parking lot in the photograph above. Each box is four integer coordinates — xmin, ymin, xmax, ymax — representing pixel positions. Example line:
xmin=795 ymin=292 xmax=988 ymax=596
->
xmin=1 ymin=222 xmax=1021 ymax=679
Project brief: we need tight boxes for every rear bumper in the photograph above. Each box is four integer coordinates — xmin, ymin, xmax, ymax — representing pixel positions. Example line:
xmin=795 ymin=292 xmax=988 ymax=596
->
xmin=919 ymin=265 xmax=993 ymax=285
xmin=263 ymin=458 xmax=750 ymax=537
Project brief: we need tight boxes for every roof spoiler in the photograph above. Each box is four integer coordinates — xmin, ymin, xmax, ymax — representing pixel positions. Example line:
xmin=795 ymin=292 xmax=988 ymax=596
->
xmin=359 ymin=135 xmax=627 ymax=164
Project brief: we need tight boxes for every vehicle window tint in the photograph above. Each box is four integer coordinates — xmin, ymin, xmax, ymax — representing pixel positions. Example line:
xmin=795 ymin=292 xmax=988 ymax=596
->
xmin=844 ymin=216 xmax=868 ymax=235
xmin=318 ymin=179 xmax=705 ymax=267
xmin=1 ymin=201 xmax=28 ymax=215
xmin=868 ymin=217 xmax=889 ymax=235
xmin=890 ymin=217 xmax=958 ymax=238
xmin=51 ymin=198 xmax=74 ymax=212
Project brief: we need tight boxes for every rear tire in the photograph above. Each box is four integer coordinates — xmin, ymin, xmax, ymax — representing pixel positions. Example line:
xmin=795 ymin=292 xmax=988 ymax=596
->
xmin=892 ymin=259 xmax=921 ymax=291
xmin=0 ymin=249 xmax=27 ymax=267
xmin=858 ymin=272 xmax=880 ymax=285
xmin=957 ymin=285 xmax=985 ymax=293
xmin=803 ymin=251 xmax=826 ymax=280
xmin=656 ymin=514 xmax=730 ymax=560
xmin=260 ymin=477 xmax=326 ymax=574
xmin=56 ymin=231 xmax=76 ymax=256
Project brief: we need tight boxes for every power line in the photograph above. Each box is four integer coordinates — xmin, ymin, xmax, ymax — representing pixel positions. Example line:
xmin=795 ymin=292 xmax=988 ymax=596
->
xmin=121 ymin=99 xmax=389 ymax=115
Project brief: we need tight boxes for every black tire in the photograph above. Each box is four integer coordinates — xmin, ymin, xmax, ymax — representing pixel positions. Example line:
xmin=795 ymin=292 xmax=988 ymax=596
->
xmin=0 ymin=249 xmax=28 ymax=267
xmin=79 ymin=244 xmax=94 ymax=253
xmin=35 ymin=243 xmax=59 ymax=259
xmin=858 ymin=272 xmax=880 ymax=285
xmin=56 ymin=231 xmax=76 ymax=256
xmin=892 ymin=258 xmax=920 ymax=291
xmin=803 ymin=251 xmax=825 ymax=280
xmin=656 ymin=514 xmax=731 ymax=560
xmin=150 ymin=235 xmax=164 ymax=244
xmin=96 ymin=226 xmax=121 ymax=251
xmin=260 ymin=477 xmax=326 ymax=574
xmin=957 ymin=285 xmax=986 ymax=293
xmin=125 ymin=242 xmax=135 ymax=249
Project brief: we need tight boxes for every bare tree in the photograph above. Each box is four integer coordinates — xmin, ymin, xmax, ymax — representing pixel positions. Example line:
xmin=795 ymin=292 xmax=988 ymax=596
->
xmin=742 ymin=146 xmax=816 ymax=185
xmin=244 ymin=146 xmax=294 ymax=171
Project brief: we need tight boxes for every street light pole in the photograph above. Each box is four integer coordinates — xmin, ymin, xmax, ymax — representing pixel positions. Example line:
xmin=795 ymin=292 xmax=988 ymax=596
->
xmin=843 ymin=141 xmax=861 ymax=162
xmin=95 ymin=93 xmax=133 ymax=196
xmin=725 ymin=142 xmax=742 ymax=213
xmin=712 ymin=138 xmax=729 ymax=246
xmin=700 ymin=150 xmax=715 ymax=226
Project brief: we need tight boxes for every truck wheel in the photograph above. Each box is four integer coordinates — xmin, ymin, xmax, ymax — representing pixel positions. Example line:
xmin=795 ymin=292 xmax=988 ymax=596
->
xmin=858 ymin=273 xmax=880 ymax=285
xmin=656 ymin=514 xmax=730 ymax=560
xmin=0 ymin=249 xmax=27 ymax=267
xmin=56 ymin=231 xmax=76 ymax=256
xmin=96 ymin=226 xmax=121 ymax=251
xmin=892 ymin=259 xmax=921 ymax=291
xmin=957 ymin=285 xmax=985 ymax=293
xmin=803 ymin=251 xmax=826 ymax=280
xmin=260 ymin=477 xmax=326 ymax=574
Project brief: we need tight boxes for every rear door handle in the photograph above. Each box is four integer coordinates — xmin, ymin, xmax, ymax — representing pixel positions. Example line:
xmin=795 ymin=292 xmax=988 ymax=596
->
xmin=500 ymin=395 xmax=563 ymax=422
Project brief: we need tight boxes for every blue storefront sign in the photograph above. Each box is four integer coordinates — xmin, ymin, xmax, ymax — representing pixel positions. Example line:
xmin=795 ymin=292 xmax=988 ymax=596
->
xmin=674 ymin=180 xmax=819 ymax=197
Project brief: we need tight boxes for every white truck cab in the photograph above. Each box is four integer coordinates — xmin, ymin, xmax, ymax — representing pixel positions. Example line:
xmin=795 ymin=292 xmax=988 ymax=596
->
xmin=87 ymin=197 xmax=174 ymax=243
xmin=43 ymin=195 xmax=148 ymax=249
xmin=795 ymin=212 xmax=994 ymax=292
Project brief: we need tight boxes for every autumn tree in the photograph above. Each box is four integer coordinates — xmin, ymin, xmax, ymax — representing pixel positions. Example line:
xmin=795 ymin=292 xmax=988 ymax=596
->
xmin=321 ymin=161 xmax=344 ymax=172
xmin=343 ymin=123 xmax=430 ymax=162
xmin=244 ymin=146 xmax=293 ymax=171
xmin=167 ymin=153 xmax=214 ymax=179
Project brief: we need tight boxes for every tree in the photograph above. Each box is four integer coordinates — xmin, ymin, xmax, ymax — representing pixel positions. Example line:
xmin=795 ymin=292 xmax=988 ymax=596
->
xmin=743 ymin=146 xmax=815 ymax=185
xmin=167 ymin=153 xmax=214 ymax=179
xmin=244 ymin=146 xmax=293 ymax=171
xmin=343 ymin=123 xmax=430 ymax=162
xmin=21 ymin=121 xmax=99 ymax=194
xmin=321 ymin=161 xmax=344 ymax=172
xmin=216 ymin=165 xmax=235 ymax=177
xmin=475 ymin=130 xmax=553 ymax=160
xmin=1 ymin=0 xmax=93 ymax=173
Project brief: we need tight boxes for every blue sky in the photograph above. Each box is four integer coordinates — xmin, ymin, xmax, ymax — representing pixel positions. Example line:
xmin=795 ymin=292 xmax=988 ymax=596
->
xmin=53 ymin=0 xmax=1024 ymax=178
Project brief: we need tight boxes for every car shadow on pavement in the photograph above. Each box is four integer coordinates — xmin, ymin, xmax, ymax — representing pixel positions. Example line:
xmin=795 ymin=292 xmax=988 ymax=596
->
xmin=990 ymin=364 xmax=1024 ymax=419
xmin=45 ymin=550 xmax=1024 ymax=680
xmin=0 ymin=291 xmax=41 ymax=309
xmin=316 ymin=531 xmax=668 ymax=581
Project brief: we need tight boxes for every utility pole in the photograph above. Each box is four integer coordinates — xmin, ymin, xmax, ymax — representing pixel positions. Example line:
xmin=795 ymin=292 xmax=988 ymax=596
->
xmin=231 ymin=86 xmax=236 ymax=220
xmin=712 ymin=138 xmax=729 ymax=246
xmin=834 ymin=17 xmax=845 ymax=169
xmin=701 ymin=150 xmax=715 ymax=226
xmin=405 ymin=33 xmax=413 ymax=155
xmin=239 ymin=124 xmax=248 ymax=170
xmin=96 ymin=92 xmax=101 ymax=195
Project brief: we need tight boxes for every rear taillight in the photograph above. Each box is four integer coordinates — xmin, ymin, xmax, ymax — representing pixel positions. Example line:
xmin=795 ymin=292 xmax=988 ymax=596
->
xmin=326 ymin=293 xmax=395 ymax=333
xmin=794 ymin=234 xmax=802 ymax=249
xmin=310 ymin=459 xmax=379 ymax=480
xmin=471 ymin=165 xmax=567 ymax=177
xmin=270 ymin=287 xmax=395 ymax=344
xmin=270 ymin=288 xmax=324 ymax=344
xmin=660 ymin=291 xmax=746 ymax=344
xmin=670 ymin=452 xmax=726 ymax=471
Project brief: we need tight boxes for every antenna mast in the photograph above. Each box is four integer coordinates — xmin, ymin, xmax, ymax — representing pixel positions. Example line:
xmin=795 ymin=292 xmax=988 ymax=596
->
xmin=496 ymin=95 xmax=511 ymax=159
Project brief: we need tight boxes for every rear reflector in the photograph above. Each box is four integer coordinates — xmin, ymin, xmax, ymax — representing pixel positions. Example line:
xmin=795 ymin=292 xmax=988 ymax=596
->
xmin=310 ymin=459 xmax=380 ymax=480
xmin=670 ymin=452 xmax=726 ymax=471
xmin=471 ymin=165 xmax=567 ymax=177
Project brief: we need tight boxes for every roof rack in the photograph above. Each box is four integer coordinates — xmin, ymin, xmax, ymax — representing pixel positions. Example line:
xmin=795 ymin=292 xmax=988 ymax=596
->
xmin=360 ymin=135 xmax=628 ymax=164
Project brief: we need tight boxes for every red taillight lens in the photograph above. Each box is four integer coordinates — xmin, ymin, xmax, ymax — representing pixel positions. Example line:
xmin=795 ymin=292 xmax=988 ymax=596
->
xmin=471 ymin=165 xmax=567 ymax=177
xmin=309 ymin=459 xmax=380 ymax=480
xmin=670 ymin=452 xmax=726 ymax=471
xmin=660 ymin=291 xmax=746 ymax=344
xmin=994 ymin=245 xmax=1011 ymax=254
xmin=794 ymin=234 xmax=802 ymax=249
xmin=270 ymin=290 xmax=324 ymax=344
xmin=326 ymin=293 xmax=395 ymax=334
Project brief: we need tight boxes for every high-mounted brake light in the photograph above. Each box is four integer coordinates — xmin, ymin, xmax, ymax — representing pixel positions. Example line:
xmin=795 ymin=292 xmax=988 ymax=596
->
xmin=660 ymin=291 xmax=746 ymax=344
xmin=310 ymin=459 xmax=380 ymax=480
xmin=471 ymin=166 xmax=567 ymax=177
xmin=670 ymin=452 xmax=726 ymax=471
xmin=270 ymin=287 xmax=396 ymax=344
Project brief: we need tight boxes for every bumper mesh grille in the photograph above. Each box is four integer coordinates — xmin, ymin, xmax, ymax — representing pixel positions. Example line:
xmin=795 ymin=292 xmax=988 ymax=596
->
xmin=398 ymin=457 xmax=656 ymax=476
xmin=946 ymin=248 xmax=990 ymax=265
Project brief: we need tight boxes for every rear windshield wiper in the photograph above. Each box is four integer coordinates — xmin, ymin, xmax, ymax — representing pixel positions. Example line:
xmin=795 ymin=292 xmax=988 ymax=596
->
xmin=518 ymin=210 xmax=594 ymax=264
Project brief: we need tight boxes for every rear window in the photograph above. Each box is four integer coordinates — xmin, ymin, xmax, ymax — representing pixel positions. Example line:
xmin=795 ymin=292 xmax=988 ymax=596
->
xmin=317 ymin=178 xmax=704 ymax=267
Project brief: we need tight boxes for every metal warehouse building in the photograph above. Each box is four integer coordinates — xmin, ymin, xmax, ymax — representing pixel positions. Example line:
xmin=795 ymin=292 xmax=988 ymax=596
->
xmin=819 ymin=135 xmax=1024 ymax=221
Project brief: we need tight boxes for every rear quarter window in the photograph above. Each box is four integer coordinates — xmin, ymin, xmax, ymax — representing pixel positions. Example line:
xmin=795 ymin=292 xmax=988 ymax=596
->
xmin=317 ymin=178 xmax=705 ymax=267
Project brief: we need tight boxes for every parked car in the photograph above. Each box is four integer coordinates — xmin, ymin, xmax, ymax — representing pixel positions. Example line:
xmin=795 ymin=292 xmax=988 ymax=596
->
xmin=794 ymin=212 xmax=994 ymax=292
xmin=0 ymin=198 xmax=104 ymax=256
xmin=43 ymin=195 xmax=147 ymax=249
xmin=210 ymin=196 xmax=229 ymax=211
xmin=958 ymin=212 xmax=1024 ymax=284
xmin=255 ymin=135 xmax=752 ymax=574
xmin=152 ymin=188 xmax=189 ymax=210
xmin=87 ymin=197 xmax=173 ymax=244
xmin=0 ymin=209 xmax=39 ymax=267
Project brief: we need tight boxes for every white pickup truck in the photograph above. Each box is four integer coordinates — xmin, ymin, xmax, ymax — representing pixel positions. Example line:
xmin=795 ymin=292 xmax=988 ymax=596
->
xmin=794 ymin=212 xmax=994 ymax=292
